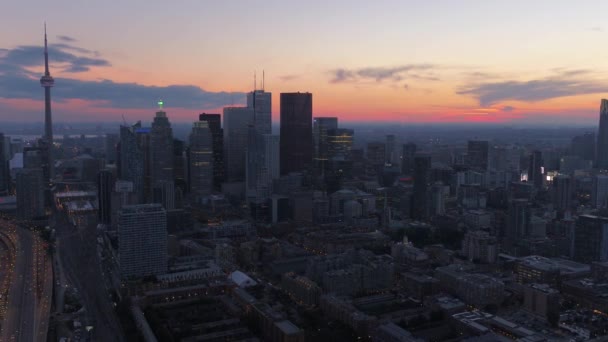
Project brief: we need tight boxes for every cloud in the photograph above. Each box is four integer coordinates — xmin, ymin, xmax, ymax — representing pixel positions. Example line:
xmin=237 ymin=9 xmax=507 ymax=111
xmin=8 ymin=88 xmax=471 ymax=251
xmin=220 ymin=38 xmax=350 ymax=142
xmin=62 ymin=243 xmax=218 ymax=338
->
xmin=0 ymin=41 xmax=245 ymax=110
xmin=589 ymin=27 xmax=604 ymax=32
xmin=502 ymin=105 xmax=515 ymax=112
xmin=57 ymin=35 xmax=77 ymax=42
xmin=457 ymin=70 xmax=608 ymax=106
xmin=329 ymin=64 xmax=437 ymax=84
xmin=279 ymin=74 xmax=299 ymax=82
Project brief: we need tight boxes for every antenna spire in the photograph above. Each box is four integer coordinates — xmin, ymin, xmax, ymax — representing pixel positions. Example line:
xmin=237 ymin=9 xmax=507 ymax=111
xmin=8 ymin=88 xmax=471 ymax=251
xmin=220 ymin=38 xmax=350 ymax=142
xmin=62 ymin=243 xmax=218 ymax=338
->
xmin=262 ymin=70 xmax=265 ymax=91
xmin=254 ymin=71 xmax=256 ymax=91
xmin=44 ymin=22 xmax=50 ymax=76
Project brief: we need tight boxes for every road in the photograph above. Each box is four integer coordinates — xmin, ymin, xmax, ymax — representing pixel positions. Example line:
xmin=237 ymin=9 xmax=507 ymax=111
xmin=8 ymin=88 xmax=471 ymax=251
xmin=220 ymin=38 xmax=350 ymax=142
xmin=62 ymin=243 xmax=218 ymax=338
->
xmin=55 ymin=212 xmax=125 ymax=342
xmin=0 ymin=219 xmax=52 ymax=342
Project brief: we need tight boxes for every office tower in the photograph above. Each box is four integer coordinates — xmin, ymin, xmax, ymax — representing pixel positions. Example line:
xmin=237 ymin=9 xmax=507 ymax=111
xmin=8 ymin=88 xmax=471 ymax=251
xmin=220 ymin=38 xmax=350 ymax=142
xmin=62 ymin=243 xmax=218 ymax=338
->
xmin=528 ymin=150 xmax=544 ymax=188
xmin=401 ymin=143 xmax=417 ymax=175
xmin=467 ymin=140 xmax=489 ymax=170
xmin=280 ymin=92 xmax=313 ymax=175
xmin=119 ymin=123 xmax=145 ymax=203
xmin=153 ymin=180 xmax=175 ymax=210
xmin=326 ymin=129 xmax=354 ymax=160
xmin=150 ymin=104 xmax=174 ymax=188
xmin=223 ymin=107 xmax=254 ymax=181
xmin=411 ymin=153 xmax=431 ymax=220
xmin=0 ymin=133 xmax=7 ymax=195
xmin=367 ymin=142 xmax=386 ymax=167
xmin=247 ymin=89 xmax=272 ymax=135
xmin=552 ymin=175 xmax=572 ymax=212
xmin=574 ymin=214 xmax=608 ymax=263
xmin=429 ymin=182 xmax=446 ymax=216
xmin=118 ymin=204 xmax=168 ymax=279
xmin=104 ymin=133 xmax=118 ymax=164
xmin=16 ymin=168 xmax=45 ymax=220
xmin=571 ymin=132 xmax=595 ymax=161
xmin=313 ymin=117 xmax=338 ymax=169
xmin=188 ymin=121 xmax=214 ymax=200
xmin=507 ymin=199 xmax=530 ymax=239
xmin=592 ymin=175 xmax=608 ymax=208
xmin=199 ymin=113 xmax=224 ymax=190
xmin=246 ymin=132 xmax=280 ymax=203
xmin=40 ymin=25 xmax=55 ymax=182
xmin=597 ymin=99 xmax=608 ymax=169
xmin=385 ymin=134 xmax=396 ymax=165
xmin=97 ymin=169 xmax=114 ymax=225
xmin=461 ymin=231 xmax=498 ymax=263
xmin=173 ymin=138 xmax=187 ymax=194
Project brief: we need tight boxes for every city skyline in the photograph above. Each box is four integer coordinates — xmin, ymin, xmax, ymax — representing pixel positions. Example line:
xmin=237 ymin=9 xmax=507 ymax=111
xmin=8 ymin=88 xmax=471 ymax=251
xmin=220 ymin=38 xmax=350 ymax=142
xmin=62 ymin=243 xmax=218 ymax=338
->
xmin=2 ymin=1 xmax=608 ymax=125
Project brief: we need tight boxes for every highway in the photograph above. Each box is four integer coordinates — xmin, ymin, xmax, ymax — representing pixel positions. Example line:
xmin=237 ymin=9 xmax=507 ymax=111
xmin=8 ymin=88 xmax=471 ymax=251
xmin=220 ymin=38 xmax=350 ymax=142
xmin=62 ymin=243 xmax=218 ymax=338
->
xmin=0 ymin=219 xmax=52 ymax=342
xmin=55 ymin=212 xmax=125 ymax=342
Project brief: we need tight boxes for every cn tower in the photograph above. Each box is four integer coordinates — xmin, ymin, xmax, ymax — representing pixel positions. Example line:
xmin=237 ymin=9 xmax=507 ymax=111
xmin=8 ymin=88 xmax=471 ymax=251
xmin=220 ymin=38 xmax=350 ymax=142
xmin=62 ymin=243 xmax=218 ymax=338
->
xmin=40 ymin=23 xmax=54 ymax=179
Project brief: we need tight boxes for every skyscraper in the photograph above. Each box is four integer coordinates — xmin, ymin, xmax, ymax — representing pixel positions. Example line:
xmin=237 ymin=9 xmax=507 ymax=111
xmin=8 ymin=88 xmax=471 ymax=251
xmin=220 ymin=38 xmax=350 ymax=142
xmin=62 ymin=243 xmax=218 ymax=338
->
xmin=592 ymin=175 xmax=608 ymax=209
xmin=412 ymin=153 xmax=431 ymax=220
xmin=326 ymin=128 xmax=354 ymax=160
xmin=313 ymin=117 xmax=338 ymax=162
xmin=246 ymin=129 xmax=280 ymax=203
xmin=0 ymin=133 xmax=8 ymax=195
xmin=119 ymin=123 xmax=145 ymax=203
xmin=574 ymin=214 xmax=608 ymax=263
xmin=507 ymin=199 xmax=531 ymax=239
xmin=97 ymin=169 xmax=114 ymax=225
xmin=385 ymin=134 xmax=396 ymax=165
xmin=280 ymin=93 xmax=313 ymax=175
xmin=188 ymin=121 xmax=214 ymax=200
xmin=247 ymin=90 xmax=272 ymax=135
xmin=40 ymin=24 xmax=55 ymax=182
xmin=597 ymin=99 xmax=608 ymax=169
xmin=150 ymin=104 xmax=174 ymax=187
xmin=16 ymin=168 xmax=45 ymax=220
xmin=552 ymin=175 xmax=572 ymax=213
xmin=467 ymin=140 xmax=489 ymax=170
xmin=528 ymin=150 xmax=544 ymax=188
xmin=199 ymin=113 xmax=224 ymax=190
xmin=223 ymin=107 xmax=254 ymax=181
xmin=118 ymin=204 xmax=168 ymax=279
xmin=401 ymin=143 xmax=417 ymax=175
xmin=104 ymin=133 xmax=119 ymax=165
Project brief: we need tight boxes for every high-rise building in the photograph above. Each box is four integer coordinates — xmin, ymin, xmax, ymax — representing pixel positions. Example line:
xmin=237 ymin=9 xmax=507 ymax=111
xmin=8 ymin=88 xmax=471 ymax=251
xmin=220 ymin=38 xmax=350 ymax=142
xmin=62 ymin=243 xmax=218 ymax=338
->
xmin=552 ymin=175 xmax=572 ymax=213
xmin=280 ymin=93 xmax=313 ymax=175
xmin=401 ymin=143 xmax=417 ymax=175
xmin=0 ymin=133 xmax=8 ymax=195
xmin=118 ymin=204 xmax=168 ymax=279
xmin=119 ymin=123 xmax=145 ymax=203
xmin=173 ymin=138 xmax=187 ymax=194
xmin=40 ymin=25 xmax=55 ymax=182
xmin=592 ymin=175 xmax=608 ymax=209
xmin=467 ymin=140 xmax=489 ymax=170
xmin=597 ymin=99 xmax=608 ymax=169
xmin=97 ymin=169 xmax=114 ymax=225
xmin=246 ymin=128 xmax=280 ymax=203
xmin=412 ymin=153 xmax=431 ymax=220
xmin=385 ymin=134 xmax=396 ymax=165
xmin=247 ymin=90 xmax=272 ymax=135
xmin=326 ymin=128 xmax=354 ymax=160
xmin=223 ymin=107 xmax=254 ymax=181
xmin=188 ymin=121 xmax=214 ymax=200
xmin=150 ymin=105 xmax=174 ymax=188
xmin=16 ymin=168 xmax=45 ymax=220
xmin=528 ymin=150 xmax=544 ymax=188
xmin=571 ymin=132 xmax=595 ymax=162
xmin=507 ymin=199 xmax=531 ymax=239
xmin=313 ymin=117 xmax=338 ymax=168
xmin=104 ymin=133 xmax=118 ymax=165
xmin=574 ymin=214 xmax=608 ymax=263
xmin=461 ymin=231 xmax=498 ymax=264
xmin=199 ymin=113 xmax=224 ymax=190
xmin=367 ymin=142 xmax=386 ymax=167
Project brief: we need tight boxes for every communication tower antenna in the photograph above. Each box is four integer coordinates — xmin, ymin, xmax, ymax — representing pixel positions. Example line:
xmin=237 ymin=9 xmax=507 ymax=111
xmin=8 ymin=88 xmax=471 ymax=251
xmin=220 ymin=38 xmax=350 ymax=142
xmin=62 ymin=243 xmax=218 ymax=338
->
xmin=262 ymin=70 xmax=265 ymax=91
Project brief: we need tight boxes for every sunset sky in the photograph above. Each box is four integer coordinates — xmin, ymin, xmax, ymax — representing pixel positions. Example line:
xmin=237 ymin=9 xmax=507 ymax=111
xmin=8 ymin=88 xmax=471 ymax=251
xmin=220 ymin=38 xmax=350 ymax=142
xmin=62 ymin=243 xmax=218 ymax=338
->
xmin=2 ymin=0 xmax=608 ymax=124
